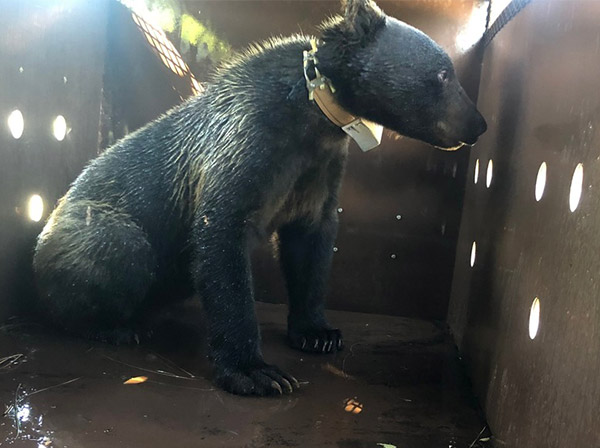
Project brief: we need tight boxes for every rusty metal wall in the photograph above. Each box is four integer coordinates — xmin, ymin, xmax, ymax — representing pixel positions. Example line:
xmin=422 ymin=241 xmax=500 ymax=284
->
xmin=0 ymin=0 xmax=110 ymax=321
xmin=448 ymin=0 xmax=600 ymax=446
xmin=0 ymin=0 xmax=186 ymax=322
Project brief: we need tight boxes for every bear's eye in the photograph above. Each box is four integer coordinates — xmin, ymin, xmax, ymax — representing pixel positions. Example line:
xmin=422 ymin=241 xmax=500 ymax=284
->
xmin=437 ymin=70 xmax=449 ymax=84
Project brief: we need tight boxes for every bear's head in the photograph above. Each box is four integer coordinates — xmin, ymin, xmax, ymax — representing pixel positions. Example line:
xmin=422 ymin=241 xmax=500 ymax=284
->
xmin=319 ymin=0 xmax=487 ymax=150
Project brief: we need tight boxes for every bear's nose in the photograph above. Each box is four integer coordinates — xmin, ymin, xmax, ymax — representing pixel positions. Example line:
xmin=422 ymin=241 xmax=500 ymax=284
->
xmin=463 ymin=111 xmax=487 ymax=145
xmin=474 ymin=111 xmax=487 ymax=137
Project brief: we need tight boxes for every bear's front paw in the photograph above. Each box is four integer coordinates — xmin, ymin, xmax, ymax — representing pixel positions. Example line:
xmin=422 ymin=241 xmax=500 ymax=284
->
xmin=288 ymin=326 xmax=343 ymax=353
xmin=214 ymin=363 xmax=300 ymax=396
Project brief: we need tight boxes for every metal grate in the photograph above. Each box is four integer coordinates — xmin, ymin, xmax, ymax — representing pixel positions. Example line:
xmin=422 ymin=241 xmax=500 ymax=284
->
xmin=131 ymin=11 xmax=204 ymax=95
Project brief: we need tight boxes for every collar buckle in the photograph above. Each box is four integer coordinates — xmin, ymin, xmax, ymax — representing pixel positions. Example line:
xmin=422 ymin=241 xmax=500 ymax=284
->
xmin=303 ymin=39 xmax=335 ymax=101
xmin=302 ymin=39 xmax=383 ymax=152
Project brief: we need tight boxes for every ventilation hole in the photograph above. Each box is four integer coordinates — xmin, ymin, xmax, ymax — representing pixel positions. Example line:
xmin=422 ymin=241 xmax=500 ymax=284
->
xmin=486 ymin=159 xmax=493 ymax=188
xmin=569 ymin=163 xmax=584 ymax=212
xmin=333 ymin=247 xmax=338 ymax=253
xmin=474 ymin=159 xmax=479 ymax=184
xmin=535 ymin=162 xmax=547 ymax=202
xmin=396 ymin=214 xmax=402 ymax=220
xmin=529 ymin=297 xmax=540 ymax=340
xmin=28 ymin=194 xmax=44 ymax=222
xmin=8 ymin=109 xmax=24 ymax=139
xmin=53 ymin=115 xmax=67 ymax=141
xmin=470 ymin=241 xmax=476 ymax=267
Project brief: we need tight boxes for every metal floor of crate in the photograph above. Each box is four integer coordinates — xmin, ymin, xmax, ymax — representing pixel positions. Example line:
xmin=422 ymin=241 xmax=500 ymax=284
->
xmin=0 ymin=302 xmax=488 ymax=448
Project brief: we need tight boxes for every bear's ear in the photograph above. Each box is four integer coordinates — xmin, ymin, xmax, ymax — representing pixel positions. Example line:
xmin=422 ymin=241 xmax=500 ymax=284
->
xmin=342 ymin=0 xmax=385 ymax=38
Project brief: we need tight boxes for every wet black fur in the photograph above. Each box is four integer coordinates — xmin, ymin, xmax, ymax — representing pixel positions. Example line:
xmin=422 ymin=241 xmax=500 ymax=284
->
xmin=33 ymin=0 xmax=486 ymax=395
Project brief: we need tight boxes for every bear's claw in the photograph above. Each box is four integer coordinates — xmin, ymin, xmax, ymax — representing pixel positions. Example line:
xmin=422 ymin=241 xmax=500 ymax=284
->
xmin=215 ymin=364 xmax=299 ymax=396
xmin=288 ymin=327 xmax=344 ymax=353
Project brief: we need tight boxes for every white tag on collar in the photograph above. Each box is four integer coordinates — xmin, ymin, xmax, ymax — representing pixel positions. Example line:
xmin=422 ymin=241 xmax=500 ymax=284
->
xmin=342 ymin=118 xmax=384 ymax=152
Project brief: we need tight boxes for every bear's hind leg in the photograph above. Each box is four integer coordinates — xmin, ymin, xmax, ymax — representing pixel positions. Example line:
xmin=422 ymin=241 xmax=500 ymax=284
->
xmin=33 ymin=201 xmax=157 ymax=344
xmin=278 ymin=214 xmax=344 ymax=353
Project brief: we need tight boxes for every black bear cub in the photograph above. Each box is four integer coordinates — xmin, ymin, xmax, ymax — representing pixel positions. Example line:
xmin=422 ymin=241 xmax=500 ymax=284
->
xmin=33 ymin=0 xmax=486 ymax=395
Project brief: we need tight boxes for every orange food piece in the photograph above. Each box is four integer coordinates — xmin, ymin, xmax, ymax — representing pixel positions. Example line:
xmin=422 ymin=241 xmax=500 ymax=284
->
xmin=123 ymin=376 xmax=148 ymax=385
xmin=343 ymin=398 xmax=363 ymax=414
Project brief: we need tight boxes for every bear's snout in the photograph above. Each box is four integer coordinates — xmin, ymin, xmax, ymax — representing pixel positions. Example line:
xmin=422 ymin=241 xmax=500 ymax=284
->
xmin=434 ymin=106 xmax=487 ymax=149
xmin=462 ymin=110 xmax=487 ymax=145
xmin=440 ymin=85 xmax=488 ymax=148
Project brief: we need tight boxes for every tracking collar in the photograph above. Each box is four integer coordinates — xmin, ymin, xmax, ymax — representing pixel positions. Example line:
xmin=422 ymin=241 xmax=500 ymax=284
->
xmin=303 ymin=39 xmax=383 ymax=152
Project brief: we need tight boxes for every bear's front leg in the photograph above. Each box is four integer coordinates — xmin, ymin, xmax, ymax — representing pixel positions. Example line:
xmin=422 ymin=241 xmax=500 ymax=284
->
xmin=192 ymin=213 xmax=299 ymax=396
xmin=278 ymin=211 xmax=344 ymax=353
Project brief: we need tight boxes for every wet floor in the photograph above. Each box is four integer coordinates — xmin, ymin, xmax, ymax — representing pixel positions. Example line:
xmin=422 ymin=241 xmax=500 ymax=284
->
xmin=1 ymin=302 xmax=488 ymax=448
